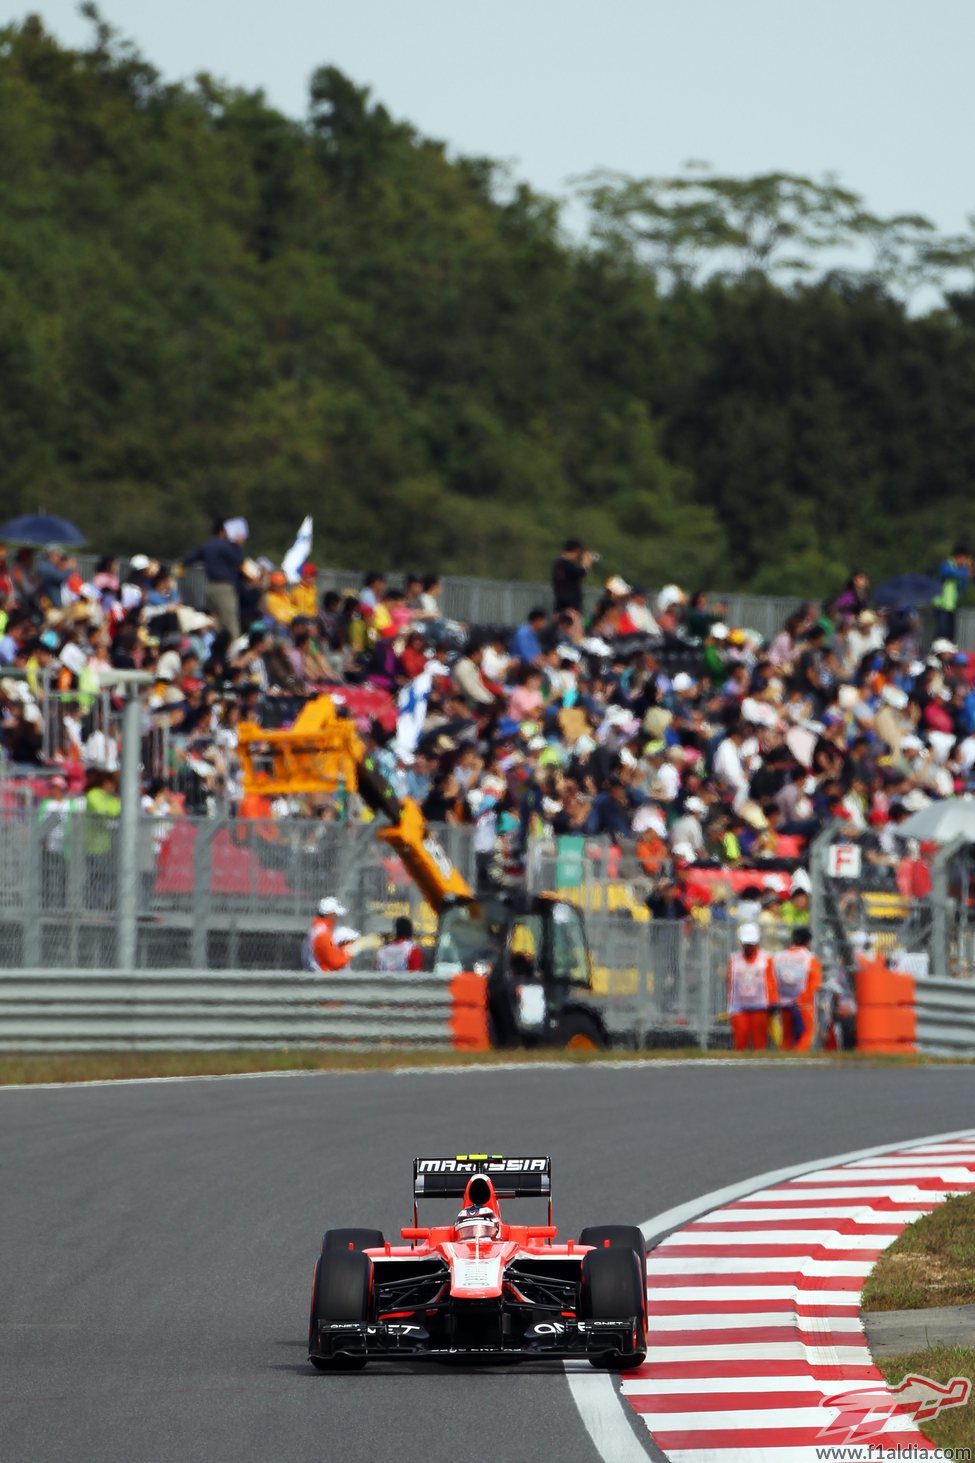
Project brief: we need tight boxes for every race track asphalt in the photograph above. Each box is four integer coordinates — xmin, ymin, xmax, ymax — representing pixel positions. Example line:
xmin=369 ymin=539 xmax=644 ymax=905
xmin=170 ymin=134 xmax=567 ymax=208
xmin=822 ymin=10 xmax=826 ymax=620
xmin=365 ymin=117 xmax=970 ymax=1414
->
xmin=2 ymin=1060 xmax=971 ymax=1463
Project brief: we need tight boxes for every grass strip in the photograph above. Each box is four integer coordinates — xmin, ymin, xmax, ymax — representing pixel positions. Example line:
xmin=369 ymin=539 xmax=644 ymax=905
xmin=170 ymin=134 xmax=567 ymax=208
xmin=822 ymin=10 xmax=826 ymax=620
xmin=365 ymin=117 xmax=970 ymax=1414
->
xmin=0 ymin=1046 xmax=771 ymax=1084
xmin=864 ymin=1191 xmax=975 ymax=1312
xmin=0 ymin=1045 xmax=966 ymax=1085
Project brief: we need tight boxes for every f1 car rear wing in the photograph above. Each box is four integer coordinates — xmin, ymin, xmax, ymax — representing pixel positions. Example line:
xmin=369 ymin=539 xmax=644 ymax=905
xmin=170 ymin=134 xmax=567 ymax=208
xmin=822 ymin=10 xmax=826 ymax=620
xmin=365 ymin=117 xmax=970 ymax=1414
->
xmin=413 ymin=1155 xmax=552 ymax=1225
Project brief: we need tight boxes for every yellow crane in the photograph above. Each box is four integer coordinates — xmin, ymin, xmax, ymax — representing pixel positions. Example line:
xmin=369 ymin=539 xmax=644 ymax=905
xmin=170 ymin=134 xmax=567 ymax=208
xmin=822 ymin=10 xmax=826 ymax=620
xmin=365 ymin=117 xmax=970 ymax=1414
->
xmin=236 ymin=694 xmax=472 ymax=912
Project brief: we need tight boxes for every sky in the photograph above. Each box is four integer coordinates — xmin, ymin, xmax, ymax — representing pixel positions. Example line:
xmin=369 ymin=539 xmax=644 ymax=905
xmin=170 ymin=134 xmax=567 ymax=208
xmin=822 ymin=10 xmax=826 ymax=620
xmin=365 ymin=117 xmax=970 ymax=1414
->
xmin=8 ymin=0 xmax=975 ymax=241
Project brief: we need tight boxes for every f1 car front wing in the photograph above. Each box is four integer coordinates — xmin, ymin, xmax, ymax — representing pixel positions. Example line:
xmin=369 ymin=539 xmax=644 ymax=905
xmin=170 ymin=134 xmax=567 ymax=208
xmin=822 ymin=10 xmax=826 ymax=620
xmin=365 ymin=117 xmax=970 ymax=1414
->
xmin=312 ymin=1315 xmax=644 ymax=1362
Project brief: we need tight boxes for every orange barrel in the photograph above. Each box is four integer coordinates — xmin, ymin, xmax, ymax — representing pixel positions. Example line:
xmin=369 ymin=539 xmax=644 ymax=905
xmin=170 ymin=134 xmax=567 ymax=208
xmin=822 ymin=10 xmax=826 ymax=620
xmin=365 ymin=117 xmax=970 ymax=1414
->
xmin=856 ymin=960 xmax=916 ymax=1054
xmin=449 ymin=972 xmax=491 ymax=1051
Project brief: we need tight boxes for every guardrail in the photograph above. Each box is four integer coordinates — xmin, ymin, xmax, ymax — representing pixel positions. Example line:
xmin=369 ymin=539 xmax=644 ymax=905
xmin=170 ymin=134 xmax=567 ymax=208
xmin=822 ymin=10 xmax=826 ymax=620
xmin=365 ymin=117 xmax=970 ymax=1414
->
xmin=915 ymin=974 xmax=975 ymax=1056
xmin=0 ymin=969 xmax=490 ymax=1052
xmin=0 ymin=953 xmax=734 ymax=1053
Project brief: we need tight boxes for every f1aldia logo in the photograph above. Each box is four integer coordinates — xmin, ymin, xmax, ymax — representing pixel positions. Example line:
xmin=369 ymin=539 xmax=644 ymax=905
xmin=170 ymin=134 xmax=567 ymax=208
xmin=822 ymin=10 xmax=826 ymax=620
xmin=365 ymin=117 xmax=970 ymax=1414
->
xmin=818 ymin=1373 xmax=971 ymax=1442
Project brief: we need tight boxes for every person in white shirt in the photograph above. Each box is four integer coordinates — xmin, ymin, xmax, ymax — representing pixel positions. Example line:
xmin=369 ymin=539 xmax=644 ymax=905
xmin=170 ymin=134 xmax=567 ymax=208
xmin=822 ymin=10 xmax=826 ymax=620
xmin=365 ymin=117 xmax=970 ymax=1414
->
xmin=726 ymin=922 xmax=776 ymax=1050
xmin=376 ymin=916 xmax=424 ymax=972
xmin=625 ymin=589 xmax=661 ymax=636
xmin=713 ymin=724 xmax=750 ymax=808
xmin=844 ymin=609 xmax=884 ymax=668
xmin=651 ymin=747 xmax=683 ymax=803
xmin=669 ymin=796 xmax=707 ymax=857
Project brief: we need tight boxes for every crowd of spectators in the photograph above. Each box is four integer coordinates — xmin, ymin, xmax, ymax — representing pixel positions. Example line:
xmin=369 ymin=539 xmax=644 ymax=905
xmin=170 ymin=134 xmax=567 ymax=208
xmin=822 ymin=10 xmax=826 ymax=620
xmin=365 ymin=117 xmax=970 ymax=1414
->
xmin=2 ymin=524 xmax=973 ymax=923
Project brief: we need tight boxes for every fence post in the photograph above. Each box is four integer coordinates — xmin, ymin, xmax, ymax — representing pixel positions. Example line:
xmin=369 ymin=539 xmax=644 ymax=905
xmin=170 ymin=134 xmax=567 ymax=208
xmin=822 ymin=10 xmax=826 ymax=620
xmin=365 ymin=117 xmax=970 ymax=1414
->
xmin=40 ymin=665 xmax=52 ymax=762
xmin=931 ymin=850 xmax=952 ymax=978
xmin=696 ymin=927 xmax=711 ymax=1050
xmin=809 ymin=822 xmax=834 ymax=960
xmin=191 ymin=822 xmax=216 ymax=970
xmin=637 ymin=924 xmax=652 ymax=1047
xmin=67 ymin=810 xmax=86 ymax=966
xmin=22 ymin=813 xmax=42 ymax=968
xmin=116 ymin=687 xmax=144 ymax=971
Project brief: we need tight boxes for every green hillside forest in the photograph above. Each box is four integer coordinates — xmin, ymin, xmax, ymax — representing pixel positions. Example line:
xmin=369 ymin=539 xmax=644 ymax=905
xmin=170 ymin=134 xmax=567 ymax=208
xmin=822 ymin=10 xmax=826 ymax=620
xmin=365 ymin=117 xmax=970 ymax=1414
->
xmin=3 ymin=8 xmax=975 ymax=593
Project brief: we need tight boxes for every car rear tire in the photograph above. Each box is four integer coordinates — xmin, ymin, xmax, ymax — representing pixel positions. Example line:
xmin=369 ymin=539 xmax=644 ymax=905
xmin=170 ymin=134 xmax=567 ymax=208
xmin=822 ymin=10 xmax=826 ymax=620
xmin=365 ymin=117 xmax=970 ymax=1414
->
xmin=580 ymin=1246 xmax=647 ymax=1370
xmin=309 ymin=1248 xmax=372 ymax=1371
xmin=555 ymin=1010 xmax=605 ymax=1050
xmin=322 ymin=1228 xmax=385 ymax=1254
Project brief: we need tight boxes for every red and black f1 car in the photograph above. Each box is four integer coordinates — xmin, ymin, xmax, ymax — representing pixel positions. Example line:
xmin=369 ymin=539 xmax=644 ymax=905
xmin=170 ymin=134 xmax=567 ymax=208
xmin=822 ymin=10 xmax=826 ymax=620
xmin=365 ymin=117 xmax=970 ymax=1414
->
xmin=308 ymin=1155 xmax=647 ymax=1370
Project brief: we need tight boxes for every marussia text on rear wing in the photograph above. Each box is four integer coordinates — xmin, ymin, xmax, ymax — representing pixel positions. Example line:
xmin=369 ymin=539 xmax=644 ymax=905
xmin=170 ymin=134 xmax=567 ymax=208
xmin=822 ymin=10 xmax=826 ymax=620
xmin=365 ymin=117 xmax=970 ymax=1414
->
xmin=413 ymin=1155 xmax=552 ymax=1200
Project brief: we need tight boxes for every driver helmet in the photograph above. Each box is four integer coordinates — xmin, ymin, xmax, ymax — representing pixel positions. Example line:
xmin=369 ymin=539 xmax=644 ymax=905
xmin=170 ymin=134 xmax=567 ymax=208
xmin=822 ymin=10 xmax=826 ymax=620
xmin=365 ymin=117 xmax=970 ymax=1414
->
xmin=455 ymin=1205 xmax=500 ymax=1242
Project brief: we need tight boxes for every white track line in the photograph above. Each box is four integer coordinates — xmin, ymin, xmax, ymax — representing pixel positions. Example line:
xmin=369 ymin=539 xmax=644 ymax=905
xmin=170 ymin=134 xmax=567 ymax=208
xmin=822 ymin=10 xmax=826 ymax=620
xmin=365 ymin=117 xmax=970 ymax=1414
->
xmin=567 ymin=1369 xmax=656 ymax=1463
xmin=622 ymin=1375 xmax=829 ymax=1396
xmin=646 ymin=1256 xmax=875 ymax=1276
xmin=661 ymin=1229 xmax=896 ymax=1248
xmin=393 ymin=1058 xmax=842 ymax=1075
xmin=0 ymin=1067 xmax=330 ymax=1092
xmin=646 ymin=1314 xmax=865 ymax=1333
xmin=646 ymin=1285 xmax=862 ymax=1305
xmin=0 ymin=1056 xmax=845 ymax=1092
xmin=699 ymin=1206 xmax=929 ymax=1221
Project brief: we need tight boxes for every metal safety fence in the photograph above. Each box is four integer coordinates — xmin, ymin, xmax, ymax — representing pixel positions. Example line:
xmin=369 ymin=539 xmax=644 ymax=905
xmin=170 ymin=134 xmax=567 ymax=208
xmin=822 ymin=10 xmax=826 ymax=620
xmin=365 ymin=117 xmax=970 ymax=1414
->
xmin=526 ymin=831 xmax=806 ymax=1044
xmin=34 ymin=551 xmax=973 ymax=646
xmin=41 ymin=552 xmax=972 ymax=649
xmin=318 ymin=570 xmax=975 ymax=649
xmin=70 ymin=555 xmax=207 ymax=609
xmin=810 ymin=821 xmax=975 ymax=982
xmin=0 ymin=802 xmax=818 ymax=1050
xmin=0 ymin=811 xmax=475 ymax=972
xmin=526 ymin=834 xmax=655 ymax=915
xmin=319 ymin=564 xmax=807 ymax=640
xmin=584 ymin=915 xmax=737 ymax=1047
xmin=2 ymin=667 xmax=172 ymax=786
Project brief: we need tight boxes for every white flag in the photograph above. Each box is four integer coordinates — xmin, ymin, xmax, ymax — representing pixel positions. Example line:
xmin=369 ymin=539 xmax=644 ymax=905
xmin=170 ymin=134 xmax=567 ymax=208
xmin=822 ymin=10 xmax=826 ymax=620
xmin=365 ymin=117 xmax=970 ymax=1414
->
xmin=223 ymin=517 xmax=249 ymax=544
xmin=281 ymin=515 xmax=313 ymax=584
xmin=395 ymin=661 xmax=447 ymax=759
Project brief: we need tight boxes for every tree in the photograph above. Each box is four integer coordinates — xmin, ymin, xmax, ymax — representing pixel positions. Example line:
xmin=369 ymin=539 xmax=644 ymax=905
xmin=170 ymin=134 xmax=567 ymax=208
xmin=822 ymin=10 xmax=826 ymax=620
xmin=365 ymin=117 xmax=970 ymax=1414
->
xmin=578 ymin=163 xmax=975 ymax=304
xmin=1 ymin=17 xmax=974 ymax=594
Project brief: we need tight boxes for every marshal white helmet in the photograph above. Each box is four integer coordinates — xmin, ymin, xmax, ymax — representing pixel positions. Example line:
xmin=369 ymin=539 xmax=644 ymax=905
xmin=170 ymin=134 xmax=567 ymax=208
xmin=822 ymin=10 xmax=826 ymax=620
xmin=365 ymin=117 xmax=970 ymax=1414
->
xmin=454 ymin=1205 xmax=500 ymax=1242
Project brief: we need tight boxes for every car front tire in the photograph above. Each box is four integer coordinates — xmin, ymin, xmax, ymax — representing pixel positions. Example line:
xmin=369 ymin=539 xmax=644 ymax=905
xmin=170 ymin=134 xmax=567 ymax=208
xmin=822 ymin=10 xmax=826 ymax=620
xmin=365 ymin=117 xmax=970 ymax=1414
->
xmin=309 ymin=1248 xmax=373 ymax=1371
xmin=580 ymin=1246 xmax=647 ymax=1370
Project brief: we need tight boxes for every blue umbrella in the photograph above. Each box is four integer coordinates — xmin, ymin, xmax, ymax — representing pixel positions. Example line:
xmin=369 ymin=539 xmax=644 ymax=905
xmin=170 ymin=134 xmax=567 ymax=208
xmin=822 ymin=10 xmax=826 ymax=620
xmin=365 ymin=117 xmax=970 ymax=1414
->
xmin=871 ymin=573 xmax=940 ymax=609
xmin=0 ymin=512 xmax=86 ymax=547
